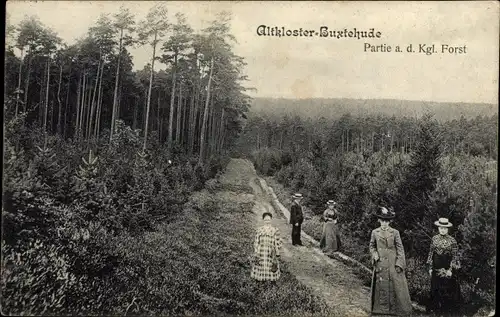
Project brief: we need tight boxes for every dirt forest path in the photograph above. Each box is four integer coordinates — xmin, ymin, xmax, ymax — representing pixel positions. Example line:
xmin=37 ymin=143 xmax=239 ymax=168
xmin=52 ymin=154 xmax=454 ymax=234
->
xmin=226 ymin=158 xmax=372 ymax=316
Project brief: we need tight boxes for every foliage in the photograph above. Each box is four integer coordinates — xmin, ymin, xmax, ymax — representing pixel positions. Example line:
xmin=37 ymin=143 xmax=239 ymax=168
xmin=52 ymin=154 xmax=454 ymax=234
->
xmin=237 ymin=111 xmax=498 ymax=161
xmin=245 ymin=111 xmax=497 ymax=313
xmin=6 ymin=9 xmax=250 ymax=165
xmin=393 ymin=113 xmax=444 ymax=257
xmin=1 ymin=114 xmax=231 ymax=315
xmin=250 ymin=97 xmax=497 ymax=123
xmin=3 ymin=7 xmax=254 ymax=315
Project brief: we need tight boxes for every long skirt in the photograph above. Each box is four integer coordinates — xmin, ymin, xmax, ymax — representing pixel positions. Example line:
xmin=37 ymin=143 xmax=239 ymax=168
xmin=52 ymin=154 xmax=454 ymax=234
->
xmin=427 ymin=254 xmax=462 ymax=315
xmin=320 ymin=221 xmax=341 ymax=255
xmin=371 ymin=253 xmax=412 ymax=316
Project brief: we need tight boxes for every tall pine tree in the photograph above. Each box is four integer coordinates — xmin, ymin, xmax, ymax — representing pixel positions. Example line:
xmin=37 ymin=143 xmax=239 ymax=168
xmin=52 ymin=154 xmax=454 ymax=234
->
xmin=393 ymin=112 xmax=443 ymax=257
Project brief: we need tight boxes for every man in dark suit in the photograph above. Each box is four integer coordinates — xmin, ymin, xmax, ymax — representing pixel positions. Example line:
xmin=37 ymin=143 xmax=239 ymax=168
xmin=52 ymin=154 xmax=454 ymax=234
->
xmin=290 ymin=193 xmax=304 ymax=246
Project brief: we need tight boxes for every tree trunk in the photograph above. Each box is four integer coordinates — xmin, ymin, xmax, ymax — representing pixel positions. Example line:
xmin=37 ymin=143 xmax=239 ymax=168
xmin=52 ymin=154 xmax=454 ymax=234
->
xmin=50 ymin=100 xmax=55 ymax=134
xmin=189 ymin=78 xmax=199 ymax=155
xmin=279 ymin=130 xmax=284 ymax=150
xmin=39 ymin=65 xmax=46 ymax=126
xmin=176 ymin=82 xmax=182 ymax=144
xmin=390 ymin=132 xmax=394 ymax=152
xmin=182 ymin=89 xmax=188 ymax=149
xmin=168 ymin=54 xmax=178 ymax=150
xmin=43 ymin=56 xmax=51 ymax=148
xmin=95 ymin=62 xmax=104 ymax=139
xmin=208 ymin=103 xmax=214 ymax=158
xmin=217 ymin=108 xmax=225 ymax=154
xmin=88 ymin=56 xmax=101 ymax=140
xmin=50 ymin=99 xmax=55 ymax=134
xmin=199 ymin=57 xmax=214 ymax=165
xmin=157 ymin=92 xmax=161 ymax=141
xmin=212 ymin=106 xmax=218 ymax=155
xmin=79 ymin=72 xmax=87 ymax=138
xmin=23 ymin=48 xmax=32 ymax=111
xmin=133 ymin=96 xmax=138 ymax=130
xmin=83 ymin=73 xmax=89 ymax=136
xmin=15 ymin=48 xmax=24 ymax=116
xmin=346 ymin=130 xmax=350 ymax=152
xmin=117 ymin=80 xmax=122 ymax=121
xmin=78 ymin=72 xmax=84 ymax=136
xmin=85 ymin=76 xmax=92 ymax=139
xmin=220 ymin=116 xmax=227 ymax=155
xmin=372 ymin=132 xmax=375 ymax=152
xmin=110 ymin=28 xmax=124 ymax=142
xmin=56 ymin=63 xmax=64 ymax=135
xmin=341 ymin=131 xmax=344 ymax=153
xmin=195 ymin=87 xmax=205 ymax=153
xmin=361 ymin=132 xmax=364 ymax=152
xmin=75 ymin=73 xmax=82 ymax=138
xmin=211 ymin=102 xmax=218 ymax=155
xmin=143 ymin=89 xmax=148 ymax=129
xmin=63 ymin=64 xmax=71 ymax=139
xmin=142 ymin=31 xmax=157 ymax=152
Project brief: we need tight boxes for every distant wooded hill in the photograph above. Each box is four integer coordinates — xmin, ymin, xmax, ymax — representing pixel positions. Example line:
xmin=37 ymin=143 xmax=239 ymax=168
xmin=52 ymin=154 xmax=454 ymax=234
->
xmin=250 ymin=97 xmax=498 ymax=121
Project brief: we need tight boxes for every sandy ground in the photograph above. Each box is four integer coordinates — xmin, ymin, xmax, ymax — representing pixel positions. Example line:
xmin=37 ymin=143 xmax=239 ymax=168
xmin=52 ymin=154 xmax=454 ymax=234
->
xmin=227 ymin=159 xmax=372 ymax=317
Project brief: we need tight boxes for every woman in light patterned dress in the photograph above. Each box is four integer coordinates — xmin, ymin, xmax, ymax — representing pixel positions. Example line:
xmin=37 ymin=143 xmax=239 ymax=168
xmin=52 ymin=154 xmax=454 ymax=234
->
xmin=250 ymin=209 xmax=282 ymax=283
xmin=426 ymin=218 xmax=462 ymax=316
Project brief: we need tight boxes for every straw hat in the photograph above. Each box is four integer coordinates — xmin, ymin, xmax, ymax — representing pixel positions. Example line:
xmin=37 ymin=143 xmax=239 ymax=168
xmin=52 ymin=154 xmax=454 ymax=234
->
xmin=434 ymin=218 xmax=453 ymax=227
xmin=292 ymin=193 xmax=303 ymax=199
xmin=376 ymin=206 xmax=395 ymax=219
xmin=326 ymin=200 xmax=337 ymax=206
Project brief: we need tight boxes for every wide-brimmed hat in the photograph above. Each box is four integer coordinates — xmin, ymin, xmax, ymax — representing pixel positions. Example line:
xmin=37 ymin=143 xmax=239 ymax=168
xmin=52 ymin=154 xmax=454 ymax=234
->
xmin=376 ymin=207 xmax=395 ymax=219
xmin=326 ymin=200 xmax=337 ymax=206
xmin=292 ymin=193 xmax=303 ymax=199
xmin=434 ymin=218 xmax=453 ymax=227
xmin=262 ymin=211 xmax=273 ymax=220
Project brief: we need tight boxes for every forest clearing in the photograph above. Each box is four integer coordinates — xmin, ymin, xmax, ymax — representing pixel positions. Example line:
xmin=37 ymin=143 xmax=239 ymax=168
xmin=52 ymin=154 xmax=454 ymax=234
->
xmin=3 ymin=2 xmax=498 ymax=317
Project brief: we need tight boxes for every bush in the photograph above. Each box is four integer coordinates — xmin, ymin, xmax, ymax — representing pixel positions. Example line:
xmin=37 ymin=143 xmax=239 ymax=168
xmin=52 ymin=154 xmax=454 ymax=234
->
xmin=1 ymin=116 xmax=232 ymax=315
xmin=260 ymin=147 xmax=496 ymax=314
xmin=1 ymin=241 xmax=76 ymax=315
xmin=252 ymin=148 xmax=284 ymax=176
xmin=98 ymin=193 xmax=330 ymax=316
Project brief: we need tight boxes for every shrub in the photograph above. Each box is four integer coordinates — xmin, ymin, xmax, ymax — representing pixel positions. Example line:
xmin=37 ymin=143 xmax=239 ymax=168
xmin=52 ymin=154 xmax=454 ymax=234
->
xmin=1 ymin=241 xmax=76 ymax=315
xmin=261 ymin=146 xmax=496 ymax=314
xmin=252 ymin=148 xmax=284 ymax=176
xmin=1 ymin=115 xmax=233 ymax=315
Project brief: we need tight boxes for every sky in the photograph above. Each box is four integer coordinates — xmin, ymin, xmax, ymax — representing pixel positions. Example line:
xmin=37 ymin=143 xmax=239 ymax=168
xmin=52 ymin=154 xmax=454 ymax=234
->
xmin=6 ymin=1 xmax=499 ymax=104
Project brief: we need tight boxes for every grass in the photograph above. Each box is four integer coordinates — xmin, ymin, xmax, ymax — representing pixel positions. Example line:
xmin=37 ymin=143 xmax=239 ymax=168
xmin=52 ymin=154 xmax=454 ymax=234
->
xmin=264 ymin=176 xmax=440 ymax=312
xmin=263 ymin=176 xmax=495 ymax=316
xmin=110 ymin=180 xmax=332 ymax=316
xmin=265 ymin=177 xmax=374 ymax=287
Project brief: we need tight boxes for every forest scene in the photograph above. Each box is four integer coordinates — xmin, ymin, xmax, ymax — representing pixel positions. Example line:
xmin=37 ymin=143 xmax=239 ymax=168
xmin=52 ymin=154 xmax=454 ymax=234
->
xmin=3 ymin=4 xmax=264 ymax=316
xmin=2 ymin=2 xmax=497 ymax=317
xmin=235 ymin=103 xmax=497 ymax=314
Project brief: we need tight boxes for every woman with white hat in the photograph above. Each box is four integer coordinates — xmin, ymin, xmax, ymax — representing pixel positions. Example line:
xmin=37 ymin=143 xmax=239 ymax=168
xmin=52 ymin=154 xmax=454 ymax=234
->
xmin=320 ymin=200 xmax=341 ymax=256
xmin=369 ymin=206 xmax=412 ymax=316
xmin=426 ymin=217 xmax=462 ymax=316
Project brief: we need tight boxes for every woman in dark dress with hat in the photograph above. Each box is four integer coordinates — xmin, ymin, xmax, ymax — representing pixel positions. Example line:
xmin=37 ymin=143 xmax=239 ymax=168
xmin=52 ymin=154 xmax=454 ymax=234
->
xmin=426 ymin=218 xmax=462 ymax=316
xmin=369 ymin=207 xmax=412 ymax=316
xmin=320 ymin=200 xmax=341 ymax=256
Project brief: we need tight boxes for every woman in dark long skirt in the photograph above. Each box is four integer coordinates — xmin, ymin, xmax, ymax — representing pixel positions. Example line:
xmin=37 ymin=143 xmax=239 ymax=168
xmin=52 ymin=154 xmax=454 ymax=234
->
xmin=320 ymin=200 xmax=341 ymax=256
xmin=426 ymin=218 xmax=462 ymax=316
